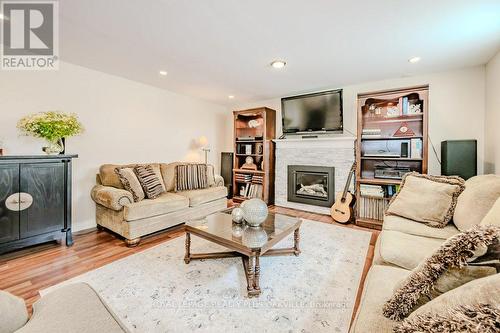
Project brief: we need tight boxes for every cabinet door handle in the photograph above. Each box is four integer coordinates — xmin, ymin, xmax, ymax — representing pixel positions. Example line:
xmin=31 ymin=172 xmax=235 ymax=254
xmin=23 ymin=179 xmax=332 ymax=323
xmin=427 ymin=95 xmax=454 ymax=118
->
xmin=5 ymin=193 xmax=33 ymax=211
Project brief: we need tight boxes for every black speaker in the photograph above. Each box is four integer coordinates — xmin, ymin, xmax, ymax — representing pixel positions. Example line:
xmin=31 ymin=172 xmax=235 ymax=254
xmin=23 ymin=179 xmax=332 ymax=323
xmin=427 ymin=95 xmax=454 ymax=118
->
xmin=441 ymin=140 xmax=477 ymax=180
xmin=221 ymin=152 xmax=233 ymax=198
xmin=401 ymin=142 xmax=409 ymax=158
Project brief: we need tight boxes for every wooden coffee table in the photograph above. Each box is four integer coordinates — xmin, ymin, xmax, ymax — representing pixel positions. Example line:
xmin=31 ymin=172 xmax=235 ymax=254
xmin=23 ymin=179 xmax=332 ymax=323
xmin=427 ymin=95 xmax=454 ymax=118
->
xmin=184 ymin=211 xmax=302 ymax=297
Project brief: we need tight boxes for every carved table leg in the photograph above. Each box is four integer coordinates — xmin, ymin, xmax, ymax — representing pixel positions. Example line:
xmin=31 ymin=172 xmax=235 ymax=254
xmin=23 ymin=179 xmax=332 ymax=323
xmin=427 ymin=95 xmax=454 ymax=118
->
xmin=293 ymin=228 xmax=301 ymax=256
xmin=247 ymin=255 xmax=258 ymax=296
xmin=254 ymin=253 xmax=261 ymax=292
xmin=184 ymin=232 xmax=191 ymax=264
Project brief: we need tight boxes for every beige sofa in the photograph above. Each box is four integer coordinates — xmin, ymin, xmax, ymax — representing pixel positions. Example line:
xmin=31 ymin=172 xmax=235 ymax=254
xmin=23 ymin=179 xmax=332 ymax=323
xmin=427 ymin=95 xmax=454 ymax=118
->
xmin=350 ymin=175 xmax=500 ymax=332
xmin=1 ymin=283 xmax=129 ymax=333
xmin=91 ymin=162 xmax=227 ymax=246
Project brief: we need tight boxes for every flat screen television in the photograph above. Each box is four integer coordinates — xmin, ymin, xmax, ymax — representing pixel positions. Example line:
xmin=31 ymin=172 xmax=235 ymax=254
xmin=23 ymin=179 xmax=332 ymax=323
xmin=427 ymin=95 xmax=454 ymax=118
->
xmin=281 ymin=89 xmax=343 ymax=134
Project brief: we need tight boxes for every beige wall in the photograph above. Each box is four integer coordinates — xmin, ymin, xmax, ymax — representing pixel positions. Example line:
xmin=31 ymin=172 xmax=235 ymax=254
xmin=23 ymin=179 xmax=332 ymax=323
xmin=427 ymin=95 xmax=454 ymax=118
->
xmin=485 ymin=50 xmax=500 ymax=174
xmin=0 ymin=61 xmax=228 ymax=231
xmin=228 ymin=66 xmax=486 ymax=176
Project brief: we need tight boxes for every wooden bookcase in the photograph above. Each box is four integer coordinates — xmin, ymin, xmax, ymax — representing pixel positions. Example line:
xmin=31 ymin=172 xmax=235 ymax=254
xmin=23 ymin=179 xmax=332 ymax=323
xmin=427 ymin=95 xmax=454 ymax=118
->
xmin=355 ymin=86 xmax=429 ymax=229
xmin=232 ymin=107 xmax=276 ymax=205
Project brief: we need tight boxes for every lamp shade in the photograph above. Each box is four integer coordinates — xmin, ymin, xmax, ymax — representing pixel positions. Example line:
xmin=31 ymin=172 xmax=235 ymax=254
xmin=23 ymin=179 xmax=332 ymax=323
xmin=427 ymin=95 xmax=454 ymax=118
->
xmin=198 ymin=136 xmax=209 ymax=147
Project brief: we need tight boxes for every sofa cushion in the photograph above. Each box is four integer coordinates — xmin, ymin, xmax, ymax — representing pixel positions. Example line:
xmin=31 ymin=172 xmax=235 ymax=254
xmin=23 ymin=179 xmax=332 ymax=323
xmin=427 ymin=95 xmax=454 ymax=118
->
xmin=383 ymin=215 xmax=460 ymax=240
xmin=378 ymin=230 xmax=444 ymax=270
xmin=115 ymin=167 xmax=145 ymax=202
xmin=395 ymin=273 xmax=500 ymax=333
xmin=404 ymin=273 xmax=500 ymax=318
xmin=177 ymin=186 xmax=227 ymax=207
xmin=350 ymin=265 xmax=410 ymax=333
xmin=454 ymin=174 xmax=500 ymax=231
xmin=100 ymin=164 xmax=137 ymax=189
xmin=0 ymin=290 xmax=28 ymax=333
xmin=175 ymin=164 xmax=209 ymax=191
xmin=99 ymin=163 xmax=165 ymax=190
xmin=480 ymin=197 xmax=500 ymax=226
xmin=383 ymin=225 xmax=499 ymax=320
xmin=386 ymin=172 xmax=465 ymax=228
xmin=17 ymin=283 xmax=128 ymax=333
xmin=123 ymin=192 xmax=189 ymax=221
xmin=161 ymin=163 xmax=216 ymax=192
xmin=134 ymin=165 xmax=165 ymax=199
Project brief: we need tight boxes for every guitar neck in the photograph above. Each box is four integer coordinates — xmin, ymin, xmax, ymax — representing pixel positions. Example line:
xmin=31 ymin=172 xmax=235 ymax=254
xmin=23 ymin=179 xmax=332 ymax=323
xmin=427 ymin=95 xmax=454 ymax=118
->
xmin=341 ymin=164 xmax=356 ymax=199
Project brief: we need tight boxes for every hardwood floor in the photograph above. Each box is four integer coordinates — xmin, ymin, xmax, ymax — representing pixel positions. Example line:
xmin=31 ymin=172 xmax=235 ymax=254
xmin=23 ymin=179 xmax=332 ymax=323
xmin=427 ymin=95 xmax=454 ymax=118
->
xmin=0 ymin=204 xmax=379 ymax=323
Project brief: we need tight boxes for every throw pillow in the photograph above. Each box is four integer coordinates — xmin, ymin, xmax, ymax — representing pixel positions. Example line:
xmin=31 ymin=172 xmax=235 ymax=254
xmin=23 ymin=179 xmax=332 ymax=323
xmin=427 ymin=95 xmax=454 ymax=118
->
xmin=382 ymin=225 xmax=499 ymax=321
xmin=385 ymin=172 xmax=465 ymax=228
xmin=480 ymin=197 xmax=500 ymax=227
xmin=453 ymin=174 xmax=500 ymax=231
xmin=175 ymin=164 xmax=209 ymax=192
xmin=392 ymin=266 xmax=497 ymax=309
xmin=394 ymin=303 xmax=500 ymax=333
xmin=394 ymin=273 xmax=500 ymax=333
xmin=114 ymin=167 xmax=145 ymax=202
xmin=134 ymin=165 xmax=165 ymax=199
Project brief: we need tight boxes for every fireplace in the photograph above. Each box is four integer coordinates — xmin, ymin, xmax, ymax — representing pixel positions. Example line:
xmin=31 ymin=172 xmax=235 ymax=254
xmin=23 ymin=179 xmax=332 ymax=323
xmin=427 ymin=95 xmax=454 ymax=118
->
xmin=287 ymin=165 xmax=335 ymax=207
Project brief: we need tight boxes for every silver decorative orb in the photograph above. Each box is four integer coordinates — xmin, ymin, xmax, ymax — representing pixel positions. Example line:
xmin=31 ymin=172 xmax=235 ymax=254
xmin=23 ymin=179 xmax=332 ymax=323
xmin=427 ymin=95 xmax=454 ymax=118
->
xmin=231 ymin=207 xmax=245 ymax=224
xmin=241 ymin=198 xmax=268 ymax=227
xmin=232 ymin=224 xmax=243 ymax=238
xmin=242 ymin=226 xmax=268 ymax=248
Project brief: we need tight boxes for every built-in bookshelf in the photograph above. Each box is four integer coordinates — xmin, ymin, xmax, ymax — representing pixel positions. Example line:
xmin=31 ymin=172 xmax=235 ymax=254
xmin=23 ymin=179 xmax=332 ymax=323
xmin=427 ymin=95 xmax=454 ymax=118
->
xmin=233 ymin=107 xmax=276 ymax=204
xmin=355 ymin=86 xmax=429 ymax=229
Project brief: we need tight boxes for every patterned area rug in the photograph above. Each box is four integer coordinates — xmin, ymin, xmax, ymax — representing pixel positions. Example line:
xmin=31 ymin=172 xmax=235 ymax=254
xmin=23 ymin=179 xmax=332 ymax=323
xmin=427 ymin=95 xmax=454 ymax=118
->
xmin=43 ymin=219 xmax=371 ymax=333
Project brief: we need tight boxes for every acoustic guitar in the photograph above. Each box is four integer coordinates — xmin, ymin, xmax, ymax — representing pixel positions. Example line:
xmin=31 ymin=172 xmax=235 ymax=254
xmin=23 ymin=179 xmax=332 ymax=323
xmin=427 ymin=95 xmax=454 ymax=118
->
xmin=330 ymin=162 xmax=356 ymax=223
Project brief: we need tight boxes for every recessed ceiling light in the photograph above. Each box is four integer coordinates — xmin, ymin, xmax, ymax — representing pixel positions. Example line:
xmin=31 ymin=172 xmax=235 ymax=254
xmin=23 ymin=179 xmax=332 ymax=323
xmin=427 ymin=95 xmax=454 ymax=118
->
xmin=408 ymin=57 xmax=421 ymax=64
xmin=270 ymin=60 xmax=286 ymax=69
xmin=228 ymin=95 xmax=235 ymax=99
xmin=159 ymin=70 xmax=168 ymax=76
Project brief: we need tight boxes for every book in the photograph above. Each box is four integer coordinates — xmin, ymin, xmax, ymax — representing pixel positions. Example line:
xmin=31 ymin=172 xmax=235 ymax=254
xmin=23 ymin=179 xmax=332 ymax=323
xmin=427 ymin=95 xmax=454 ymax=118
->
xmin=410 ymin=138 xmax=422 ymax=159
xmin=402 ymin=97 xmax=408 ymax=115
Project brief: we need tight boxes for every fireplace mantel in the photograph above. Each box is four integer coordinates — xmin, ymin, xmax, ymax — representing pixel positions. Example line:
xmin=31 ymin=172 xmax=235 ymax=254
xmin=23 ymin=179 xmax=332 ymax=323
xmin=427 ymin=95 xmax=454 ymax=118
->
xmin=273 ymin=135 xmax=356 ymax=148
xmin=274 ymin=135 xmax=356 ymax=215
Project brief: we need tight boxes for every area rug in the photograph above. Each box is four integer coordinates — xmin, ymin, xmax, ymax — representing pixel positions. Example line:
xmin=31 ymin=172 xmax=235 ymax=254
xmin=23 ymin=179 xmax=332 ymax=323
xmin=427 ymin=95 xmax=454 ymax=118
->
xmin=43 ymin=219 xmax=371 ymax=333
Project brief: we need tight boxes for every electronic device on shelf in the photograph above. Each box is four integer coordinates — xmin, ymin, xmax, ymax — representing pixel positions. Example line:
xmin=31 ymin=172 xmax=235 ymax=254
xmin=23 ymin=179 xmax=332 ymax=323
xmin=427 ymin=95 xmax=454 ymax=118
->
xmin=363 ymin=150 xmax=400 ymax=158
xmin=236 ymin=136 xmax=255 ymax=141
xmin=374 ymin=166 xmax=411 ymax=180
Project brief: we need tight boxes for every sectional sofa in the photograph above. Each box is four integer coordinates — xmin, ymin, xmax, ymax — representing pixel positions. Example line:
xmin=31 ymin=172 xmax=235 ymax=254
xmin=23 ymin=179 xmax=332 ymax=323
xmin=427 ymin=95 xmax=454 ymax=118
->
xmin=91 ymin=162 xmax=227 ymax=246
xmin=350 ymin=174 xmax=500 ymax=332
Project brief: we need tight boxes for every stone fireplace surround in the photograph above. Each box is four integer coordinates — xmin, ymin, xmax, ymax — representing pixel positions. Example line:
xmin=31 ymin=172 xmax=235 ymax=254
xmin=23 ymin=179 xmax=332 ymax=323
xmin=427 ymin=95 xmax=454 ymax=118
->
xmin=274 ymin=136 xmax=356 ymax=215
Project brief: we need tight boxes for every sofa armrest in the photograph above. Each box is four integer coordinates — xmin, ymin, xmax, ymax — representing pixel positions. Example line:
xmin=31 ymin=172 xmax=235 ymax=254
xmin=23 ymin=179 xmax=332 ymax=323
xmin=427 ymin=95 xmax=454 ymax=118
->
xmin=214 ymin=175 xmax=224 ymax=187
xmin=91 ymin=185 xmax=133 ymax=211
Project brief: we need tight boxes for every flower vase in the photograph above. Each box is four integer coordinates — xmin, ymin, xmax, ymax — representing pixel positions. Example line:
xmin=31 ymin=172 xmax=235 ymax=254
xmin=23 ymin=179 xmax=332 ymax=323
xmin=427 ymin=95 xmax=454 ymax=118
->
xmin=42 ymin=139 xmax=64 ymax=155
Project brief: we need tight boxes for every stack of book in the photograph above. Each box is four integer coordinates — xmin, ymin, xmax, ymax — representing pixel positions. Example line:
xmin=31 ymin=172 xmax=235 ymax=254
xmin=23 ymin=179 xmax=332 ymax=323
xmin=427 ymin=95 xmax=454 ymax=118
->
xmin=241 ymin=183 xmax=263 ymax=198
xmin=358 ymin=196 xmax=391 ymax=221
xmin=360 ymin=184 xmax=384 ymax=198
xmin=235 ymin=173 xmax=252 ymax=183
xmin=252 ymin=175 xmax=263 ymax=184
xmin=362 ymin=128 xmax=382 ymax=138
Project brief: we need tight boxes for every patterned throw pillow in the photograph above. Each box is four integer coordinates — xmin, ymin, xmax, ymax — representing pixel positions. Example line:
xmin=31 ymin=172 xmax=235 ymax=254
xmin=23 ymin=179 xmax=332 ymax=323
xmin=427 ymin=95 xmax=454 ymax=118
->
xmin=115 ymin=167 xmax=145 ymax=202
xmin=383 ymin=225 xmax=500 ymax=321
xmin=175 ymin=164 xmax=208 ymax=192
xmin=394 ymin=303 xmax=500 ymax=333
xmin=134 ymin=165 xmax=165 ymax=199
xmin=385 ymin=172 xmax=465 ymax=228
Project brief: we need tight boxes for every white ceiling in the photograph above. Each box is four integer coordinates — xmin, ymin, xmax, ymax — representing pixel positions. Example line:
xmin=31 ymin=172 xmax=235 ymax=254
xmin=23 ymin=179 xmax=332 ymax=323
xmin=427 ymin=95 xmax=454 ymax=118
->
xmin=59 ymin=0 xmax=500 ymax=105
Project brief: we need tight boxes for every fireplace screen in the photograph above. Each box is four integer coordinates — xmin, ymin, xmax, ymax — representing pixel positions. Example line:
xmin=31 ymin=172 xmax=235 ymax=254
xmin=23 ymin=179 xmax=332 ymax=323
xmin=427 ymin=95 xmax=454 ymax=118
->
xmin=288 ymin=165 xmax=335 ymax=207
xmin=295 ymin=172 xmax=328 ymax=199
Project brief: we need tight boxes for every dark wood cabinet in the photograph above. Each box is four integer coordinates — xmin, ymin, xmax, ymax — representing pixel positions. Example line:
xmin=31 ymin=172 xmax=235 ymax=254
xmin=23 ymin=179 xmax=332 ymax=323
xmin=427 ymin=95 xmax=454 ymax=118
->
xmin=0 ymin=155 xmax=77 ymax=254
